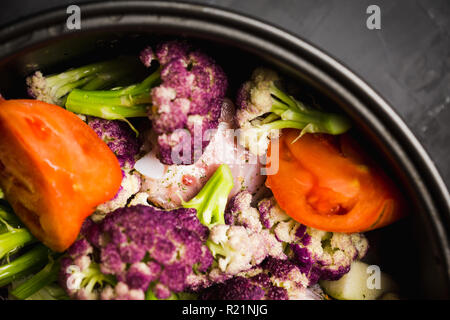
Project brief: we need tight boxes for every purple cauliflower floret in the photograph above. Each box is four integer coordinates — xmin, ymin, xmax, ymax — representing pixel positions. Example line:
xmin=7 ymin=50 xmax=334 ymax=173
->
xmin=257 ymin=197 xmax=369 ymax=284
xmin=199 ymin=257 xmax=324 ymax=300
xmin=290 ymin=229 xmax=369 ymax=282
xmin=59 ymin=205 xmax=213 ymax=300
xmin=225 ymin=191 xmax=263 ymax=233
xmin=87 ymin=117 xmax=141 ymax=169
xmin=139 ymin=46 xmax=155 ymax=68
xmin=140 ymin=40 xmax=228 ymax=165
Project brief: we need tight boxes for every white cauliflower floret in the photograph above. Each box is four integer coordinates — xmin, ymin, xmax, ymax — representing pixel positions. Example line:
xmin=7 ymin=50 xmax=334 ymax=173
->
xmin=257 ymin=197 xmax=299 ymax=242
xmin=257 ymin=196 xmax=369 ymax=283
xmin=128 ymin=192 xmax=151 ymax=207
xmin=92 ymin=171 xmax=141 ymax=222
xmin=207 ymin=224 xmax=283 ymax=276
xmin=235 ymin=68 xmax=280 ymax=128
xmin=237 ymin=121 xmax=281 ymax=157
xmin=26 ymin=71 xmax=57 ymax=104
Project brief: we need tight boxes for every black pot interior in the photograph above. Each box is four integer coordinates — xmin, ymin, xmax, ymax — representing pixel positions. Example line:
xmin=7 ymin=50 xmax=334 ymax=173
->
xmin=0 ymin=26 xmax=448 ymax=299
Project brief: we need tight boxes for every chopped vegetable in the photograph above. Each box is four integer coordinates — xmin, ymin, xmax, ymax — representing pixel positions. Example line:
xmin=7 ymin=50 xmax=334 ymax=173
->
xmin=58 ymin=206 xmax=212 ymax=300
xmin=10 ymin=255 xmax=61 ymax=299
xmin=266 ymin=130 xmax=406 ymax=233
xmin=182 ymin=164 xmax=234 ymax=227
xmin=86 ymin=117 xmax=141 ymax=169
xmin=57 ymin=165 xmax=233 ymax=300
xmin=18 ymin=283 xmax=69 ymax=300
xmin=147 ymin=41 xmax=228 ymax=165
xmin=227 ymin=191 xmax=369 ymax=284
xmin=0 ymin=99 xmax=123 ymax=251
xmin=0 ymin=212 xmax=35 ymax=260
xmin=26 ymin=56 xmax=143 ymax=106
xmin=320 ymin=260 xmax=398 ymax=300
xmin=200 ymin=257 xmax=325 ymax=300
xmin=58 ymin=165 xmax=287 ymax=299
xmin=0 ymin=244 xmax=49 ymax=287
xmin=235 ymin=68 xmax=351 ymax=155
xmin=66 ymin=41 xmax=228 ymax=164
xmin=65 ymin=70 xmax=160 ymax=125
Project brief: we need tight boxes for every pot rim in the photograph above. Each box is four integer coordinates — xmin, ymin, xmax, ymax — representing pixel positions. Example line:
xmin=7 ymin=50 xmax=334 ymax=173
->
xmin=0 ymin=0 xmax=449 ymax=288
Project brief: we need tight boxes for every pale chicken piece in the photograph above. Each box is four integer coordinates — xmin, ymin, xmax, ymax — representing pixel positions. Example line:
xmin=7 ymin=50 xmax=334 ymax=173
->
xmin=135 ymin=101 xmax=267 ymax=209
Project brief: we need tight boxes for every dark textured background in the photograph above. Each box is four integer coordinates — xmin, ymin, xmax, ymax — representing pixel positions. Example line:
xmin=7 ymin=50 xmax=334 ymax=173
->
xmin=1 ymin=0 xmax=449 ymax=189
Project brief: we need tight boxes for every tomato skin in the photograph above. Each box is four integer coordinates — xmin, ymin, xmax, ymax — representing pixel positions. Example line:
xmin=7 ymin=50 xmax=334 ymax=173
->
xmin=0 ymin=99 xmax=122 ymax=251
xmin=266 ymin=130 xmax=406 ymax=233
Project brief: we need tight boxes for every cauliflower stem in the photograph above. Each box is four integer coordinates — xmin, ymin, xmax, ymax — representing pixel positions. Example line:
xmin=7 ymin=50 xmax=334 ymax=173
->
xmin=182 ymin=164 xmax=234 ymax=228
xmin=236 ymin=68 xmax=352 ymax=155
xmin=26 ymin=56 xmax=144 ymax=106
xmin=0 ymin=244 xmax=49 ymax=287
xmin=65 ymin=68 xmax=161 ymax=121
xmin=10 ymin=255 xmax=61 ymax=299
xmin=0 ymin=206 xmax=35 ymax=259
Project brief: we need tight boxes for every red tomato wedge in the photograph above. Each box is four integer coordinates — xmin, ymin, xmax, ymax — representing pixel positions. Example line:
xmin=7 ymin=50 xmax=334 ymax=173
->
xmin=0 ymin=99 xmax=122 ymax=251
xmin=266 ymin=129 xmax=406 ymax=233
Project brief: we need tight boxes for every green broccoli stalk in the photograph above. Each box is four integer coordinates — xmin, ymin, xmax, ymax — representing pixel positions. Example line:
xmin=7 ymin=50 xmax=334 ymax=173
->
xmin=10 ymin=255 xmax=61 ymax=300
xmin=182 ymin=164 xmax=234 ymax=228
xmin=0 ymin=205 xmax=36 ymax=260
xmin=0 ymin=244 xmax=50 ymax=287
xmin=236 ymin=68 xmax=352 ymax=155
xmin=26 ymin=56 xmax=144 ymax=106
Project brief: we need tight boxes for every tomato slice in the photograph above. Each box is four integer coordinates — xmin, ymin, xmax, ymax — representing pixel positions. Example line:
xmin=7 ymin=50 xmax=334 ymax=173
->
xmin=0 ymin=99 xmax=123 ymax=251
xmin=266 ymin=129 xmax=405 ymax=233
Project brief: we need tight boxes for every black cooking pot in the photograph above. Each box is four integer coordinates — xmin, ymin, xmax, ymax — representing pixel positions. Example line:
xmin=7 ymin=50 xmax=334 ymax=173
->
xmin=0 ymin=1 xmax=449 ymax=299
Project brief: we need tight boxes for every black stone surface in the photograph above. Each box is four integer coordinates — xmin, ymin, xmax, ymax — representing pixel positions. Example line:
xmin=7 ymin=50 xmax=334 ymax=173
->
xmin=1 ymin=0 xmax=449 ymax=188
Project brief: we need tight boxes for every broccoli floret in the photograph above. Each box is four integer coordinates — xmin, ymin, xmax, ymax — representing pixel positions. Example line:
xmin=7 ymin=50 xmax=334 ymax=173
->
xmin=200 ymin=257 xmax=324 ymax=300
xmin=257 ymin=197 xmax=369 ymax=284
xmin=26 ymin=56 xmax=143 ymax=106
xmin=235 ymin=68 xmax=351 ymax=155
